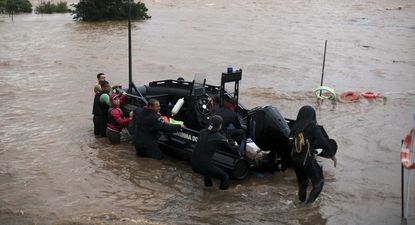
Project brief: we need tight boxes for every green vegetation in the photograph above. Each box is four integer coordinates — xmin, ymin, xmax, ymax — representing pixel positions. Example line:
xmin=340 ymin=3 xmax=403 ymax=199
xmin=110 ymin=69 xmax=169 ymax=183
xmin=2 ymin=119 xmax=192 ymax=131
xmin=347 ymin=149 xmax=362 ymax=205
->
xmin=71 ymin=0 xmax=151 ymax=21
xmin=35 ymin=1 xmax=69 ymax=14
xmin=0 ymin=0 xmax=32 ymax=14
xmin=0 ymin=0 xmax=5 ymax=13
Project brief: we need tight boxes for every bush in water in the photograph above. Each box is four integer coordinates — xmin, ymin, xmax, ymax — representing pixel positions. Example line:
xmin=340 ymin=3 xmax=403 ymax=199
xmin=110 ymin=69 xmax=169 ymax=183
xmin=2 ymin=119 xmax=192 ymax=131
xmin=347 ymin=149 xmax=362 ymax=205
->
xmin=71 ymin=0 xmax=151 ymax=21
xmin=35 ymin=1 xmax=69 ymax=14
xmin=1 ymin=0 xmax=32 ymax=14
xmin=0 ymin=0 xmax=4 ymax=13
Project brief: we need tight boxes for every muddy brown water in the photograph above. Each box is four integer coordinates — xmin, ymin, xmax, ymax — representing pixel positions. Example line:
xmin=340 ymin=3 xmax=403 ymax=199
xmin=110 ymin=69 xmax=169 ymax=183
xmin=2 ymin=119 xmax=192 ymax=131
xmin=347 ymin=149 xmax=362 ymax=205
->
xmin=1 ymin=0 xmax=415 ymax=224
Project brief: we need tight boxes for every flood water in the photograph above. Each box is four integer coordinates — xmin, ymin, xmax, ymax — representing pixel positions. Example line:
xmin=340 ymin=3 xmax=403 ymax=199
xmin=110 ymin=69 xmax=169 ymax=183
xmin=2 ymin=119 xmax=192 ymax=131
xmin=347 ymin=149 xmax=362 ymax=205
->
xmin=1 ymin=0 xmax=415 ymax=224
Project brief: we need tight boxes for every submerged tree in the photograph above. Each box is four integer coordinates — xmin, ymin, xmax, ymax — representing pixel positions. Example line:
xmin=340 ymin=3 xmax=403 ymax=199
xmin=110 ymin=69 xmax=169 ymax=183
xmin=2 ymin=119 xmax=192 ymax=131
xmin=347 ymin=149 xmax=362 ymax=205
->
xmin=0 ymin=0 xmax=5 ymax=13
xmin=35 ymin=1 xmax=69 ymax=14
xmin=2 ymin=0 xmax=32 ymax=14
xmin=71 ymin=0 xmax=151 ymax=21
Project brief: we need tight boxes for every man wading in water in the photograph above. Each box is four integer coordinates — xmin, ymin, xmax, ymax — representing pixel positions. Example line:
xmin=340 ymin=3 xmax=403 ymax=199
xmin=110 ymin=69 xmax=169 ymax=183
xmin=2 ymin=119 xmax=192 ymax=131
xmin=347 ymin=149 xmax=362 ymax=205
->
xmin=133 ymin=99 xmax=185 ymax=159
xmin=92 ymin=81 xmax=111 ymax=137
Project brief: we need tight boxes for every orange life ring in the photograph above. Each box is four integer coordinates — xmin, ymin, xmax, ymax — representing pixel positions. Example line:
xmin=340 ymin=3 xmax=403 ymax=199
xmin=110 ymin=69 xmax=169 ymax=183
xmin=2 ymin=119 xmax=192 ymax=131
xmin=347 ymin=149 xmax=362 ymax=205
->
xmin=401 ymin=129 xmax=415 ymax=169
xmin=361 ymin=91 xmax=378 ymax=99
xmin=340 ymin=91 xmax=360 ymax=102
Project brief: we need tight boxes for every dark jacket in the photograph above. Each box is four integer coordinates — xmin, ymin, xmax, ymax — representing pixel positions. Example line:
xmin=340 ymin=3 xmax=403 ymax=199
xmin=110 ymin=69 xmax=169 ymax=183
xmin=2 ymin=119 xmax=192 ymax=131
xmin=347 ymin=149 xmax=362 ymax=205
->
xmin=191 ymin=129 xmax=238 ymax=166
xmin=133 ymin=107 xmax=181 ymax=147
xmin=290 ymin=106 xmax=336 ymax=164
xmin=214 ymin=107 xmax=242 ymax=130
xmin=92 ymin=92 xmax=109 ymax=116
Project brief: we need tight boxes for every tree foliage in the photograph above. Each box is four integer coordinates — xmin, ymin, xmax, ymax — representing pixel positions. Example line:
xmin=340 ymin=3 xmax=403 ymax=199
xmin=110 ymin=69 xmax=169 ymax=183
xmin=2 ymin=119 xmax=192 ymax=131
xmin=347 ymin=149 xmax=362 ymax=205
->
xmin=35 ymin=1 xmax=69 ymax=14
xmin=0 ymin=0 xmax=5 ymax=13
xmin=71 ymin=0 xmax=151 ymax=21
xmin=0 ymin=0 xmax=32 ymax=14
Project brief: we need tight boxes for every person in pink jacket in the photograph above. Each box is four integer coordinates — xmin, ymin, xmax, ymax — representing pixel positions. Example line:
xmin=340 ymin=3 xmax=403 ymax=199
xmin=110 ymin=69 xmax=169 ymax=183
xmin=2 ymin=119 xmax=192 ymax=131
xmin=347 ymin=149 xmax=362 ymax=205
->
xmin=106 ymin=93 xmax=133 ymax=144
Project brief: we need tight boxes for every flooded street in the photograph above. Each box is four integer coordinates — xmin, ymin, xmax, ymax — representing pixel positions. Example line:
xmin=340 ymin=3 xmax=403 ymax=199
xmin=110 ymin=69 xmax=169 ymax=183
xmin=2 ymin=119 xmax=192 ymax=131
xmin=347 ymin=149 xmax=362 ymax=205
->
xmin=1 ymin=0 xmax=415 ymax=224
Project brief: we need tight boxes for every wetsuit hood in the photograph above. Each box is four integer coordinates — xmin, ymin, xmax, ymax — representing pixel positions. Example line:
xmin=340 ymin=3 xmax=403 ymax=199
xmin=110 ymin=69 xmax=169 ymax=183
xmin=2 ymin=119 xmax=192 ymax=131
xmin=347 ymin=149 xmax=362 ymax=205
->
xmin=292 ymin=105 xmax=316 ymax=132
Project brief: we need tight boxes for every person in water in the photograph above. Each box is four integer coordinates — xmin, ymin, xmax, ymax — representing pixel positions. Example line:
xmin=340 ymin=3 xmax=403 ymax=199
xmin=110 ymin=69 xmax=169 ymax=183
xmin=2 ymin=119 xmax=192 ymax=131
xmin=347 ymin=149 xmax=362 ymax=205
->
xmin=106 ymin=93 xmax=133 ymax=144
xmin=94 ymin=72 xmax=122 ymax=94
xmin=290 ymin=105 xmax=337 ymax=204
xmin=213 ymin=97 xmax=245 ymax=144
xmin=94 ymin=73 xmax=107 ymax=94
xmin=133 ymin=99 xmax=184 ymax=159
xmin=92 ymin=81 xmax=111 ymax=137
xmin=191 ymin=115 xmax=239 ymax=190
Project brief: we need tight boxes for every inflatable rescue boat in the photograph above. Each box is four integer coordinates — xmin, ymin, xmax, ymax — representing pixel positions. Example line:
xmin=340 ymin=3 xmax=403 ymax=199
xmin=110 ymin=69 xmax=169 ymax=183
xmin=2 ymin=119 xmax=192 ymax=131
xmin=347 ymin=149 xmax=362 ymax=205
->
xmin=122 ymin=70 xmax=293 ymax=179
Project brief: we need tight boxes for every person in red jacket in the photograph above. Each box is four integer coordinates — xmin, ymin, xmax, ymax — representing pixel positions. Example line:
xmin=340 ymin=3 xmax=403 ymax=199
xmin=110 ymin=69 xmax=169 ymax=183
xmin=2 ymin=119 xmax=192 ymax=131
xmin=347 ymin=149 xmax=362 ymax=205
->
xmin=106 ymin=93 xmax=133 ymax=144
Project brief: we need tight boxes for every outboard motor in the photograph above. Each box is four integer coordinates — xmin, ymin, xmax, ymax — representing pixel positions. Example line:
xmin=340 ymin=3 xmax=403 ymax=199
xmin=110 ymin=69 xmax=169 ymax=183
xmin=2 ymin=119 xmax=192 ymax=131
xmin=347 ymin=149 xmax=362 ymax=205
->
xmin=247 ymin=105 xmax=291 ymax=171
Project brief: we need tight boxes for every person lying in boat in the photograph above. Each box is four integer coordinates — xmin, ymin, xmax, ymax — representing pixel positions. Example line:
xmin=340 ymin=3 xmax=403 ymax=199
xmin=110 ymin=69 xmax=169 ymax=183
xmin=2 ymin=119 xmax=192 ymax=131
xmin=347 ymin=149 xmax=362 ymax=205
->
xmin=213 ymin=97 xmax=245 ymax=145
xmin=191 ymin=115 xmax=239 ymax=190
xmin=106 ymin=93 xmax=133 ymax=144
xmin=133 ymin=99 xmax=185 ymax=159
xmin=92 ymin=81 xmax=111 ymax=137
xmin=289 ymin=105 xmax=337 ymax=204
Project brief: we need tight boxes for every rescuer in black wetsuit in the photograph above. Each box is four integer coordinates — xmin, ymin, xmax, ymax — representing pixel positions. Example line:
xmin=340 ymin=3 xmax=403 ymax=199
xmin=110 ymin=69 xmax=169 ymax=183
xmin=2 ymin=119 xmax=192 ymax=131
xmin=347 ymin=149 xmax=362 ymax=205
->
xmin=290 ymin=105 xmax=337 ymax=204
xmin=191 ymin=115 xmax=238 ymax=190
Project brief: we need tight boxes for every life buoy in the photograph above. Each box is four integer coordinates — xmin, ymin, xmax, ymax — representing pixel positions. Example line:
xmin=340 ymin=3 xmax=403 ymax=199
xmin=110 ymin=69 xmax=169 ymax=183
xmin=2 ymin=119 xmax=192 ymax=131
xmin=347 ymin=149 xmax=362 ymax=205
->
xmin=314 ymin=86 xmax=337 ymax=100
xmin=340 ymin=91 xmax=360 ymax=102
xmin=401 ymin=129 xmax=415 ymax=169
xmin=361 ymin=91 xmax=378 ymax=99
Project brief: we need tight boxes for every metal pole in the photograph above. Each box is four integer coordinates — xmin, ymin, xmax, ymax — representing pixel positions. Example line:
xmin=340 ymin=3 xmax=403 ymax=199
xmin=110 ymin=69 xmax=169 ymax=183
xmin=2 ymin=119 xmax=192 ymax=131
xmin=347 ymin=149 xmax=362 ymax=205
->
xmin=402 ymin=152 xmax=405 ymax=220
xmin=128 ymin=0 xmax=133 ymax=92
xmin=319 ymin=40 xmax=327 ymax=96
xmin=405 ymin=157 xmax=413 ymax=220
